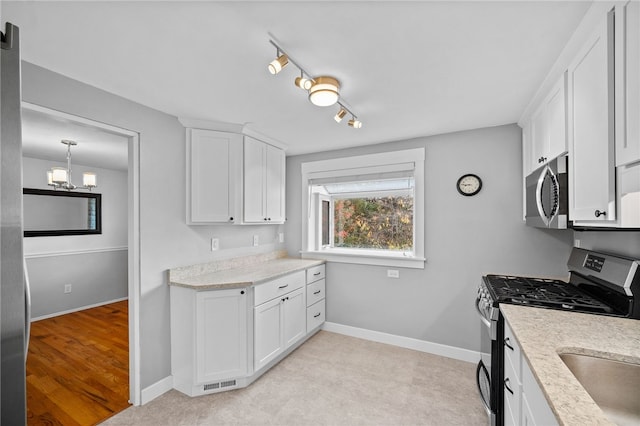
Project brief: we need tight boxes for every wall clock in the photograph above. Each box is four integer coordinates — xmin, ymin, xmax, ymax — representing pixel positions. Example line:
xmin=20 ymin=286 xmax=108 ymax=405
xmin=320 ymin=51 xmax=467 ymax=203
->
xmin=456 ymin=174 xmax=482 ymax=196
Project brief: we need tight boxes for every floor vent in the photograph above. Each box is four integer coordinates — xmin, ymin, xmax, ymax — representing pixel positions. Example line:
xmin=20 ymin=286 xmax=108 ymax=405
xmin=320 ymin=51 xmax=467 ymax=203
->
xmin=203 ymin=382 xmax=220 ymax=391
xmin=220 ymin=380 xmax=236 ymax=388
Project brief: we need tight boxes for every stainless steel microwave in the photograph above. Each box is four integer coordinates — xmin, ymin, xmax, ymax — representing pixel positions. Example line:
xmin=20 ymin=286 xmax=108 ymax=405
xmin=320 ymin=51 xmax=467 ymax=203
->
xmin=525 ymin=155 xmax=568 ymax=229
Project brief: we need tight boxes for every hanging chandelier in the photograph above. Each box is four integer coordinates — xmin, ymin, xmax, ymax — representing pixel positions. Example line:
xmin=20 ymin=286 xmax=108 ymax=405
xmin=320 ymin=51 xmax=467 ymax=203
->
xmin=47 ymin=139 xmax=97 ymax=191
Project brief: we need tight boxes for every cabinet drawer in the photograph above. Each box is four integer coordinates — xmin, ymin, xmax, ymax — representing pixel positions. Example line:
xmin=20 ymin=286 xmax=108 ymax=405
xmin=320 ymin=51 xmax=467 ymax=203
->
xmin=254 ymin=271 xmax=305 ymax=306
xmin=306 ymin=264 xmax=325 ymax=284
xmin=503 ymin=350 xmax=521 ymax=426
xmin=504 ymin=320 xmax=521 ymax=377
xmin=306 ymin=299 xmax=325 ymax=333
xmin=306 ymin=279 xmax=325 ymax=307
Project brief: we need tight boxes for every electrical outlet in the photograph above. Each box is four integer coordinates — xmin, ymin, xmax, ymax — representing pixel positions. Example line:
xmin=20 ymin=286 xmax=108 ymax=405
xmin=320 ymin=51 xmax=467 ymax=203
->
xmin=253 ymin=235 xmax=259 ymax=247
xmin=211 ymin=238 xmax=219 ymax=251
xmin=387 ymin=269 xmax=400 ymax=278
xmin=278 ymin=232 xmax=284 ymax=243
xmin=64 ymin=284 xmax=72 ymax=294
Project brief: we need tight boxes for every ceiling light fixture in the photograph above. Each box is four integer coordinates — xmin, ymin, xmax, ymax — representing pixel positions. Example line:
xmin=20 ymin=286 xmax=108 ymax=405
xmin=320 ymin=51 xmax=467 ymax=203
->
xmin=308 ymin=76 xmax=340 ymax=107
xmin=268 ymin=52 xmax=288 ymax=75
xmin=47 ymin=139 xmax=97 ymax=191
xmin=267 ymin=36 xmax=362 ymax=128
xmin=295 ymin=72 xmax=313 ymax=91
xmin=348 ymin=117 xmax=363 ymax=129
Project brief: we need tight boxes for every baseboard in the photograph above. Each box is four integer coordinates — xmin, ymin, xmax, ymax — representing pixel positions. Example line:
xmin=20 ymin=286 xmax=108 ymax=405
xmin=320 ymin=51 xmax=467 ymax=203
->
xmin=322 ymin=322 xmax=480 ymax=364
xmin=141 ymin=375 xmax=173 ymax=405
xmin=31 ymin=297 xmax=128 ymax=322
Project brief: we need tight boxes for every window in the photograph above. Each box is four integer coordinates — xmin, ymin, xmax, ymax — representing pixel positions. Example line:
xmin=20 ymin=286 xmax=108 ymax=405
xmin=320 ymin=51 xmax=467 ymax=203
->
xmin=301 ymin=148 xmax=425 ymax=268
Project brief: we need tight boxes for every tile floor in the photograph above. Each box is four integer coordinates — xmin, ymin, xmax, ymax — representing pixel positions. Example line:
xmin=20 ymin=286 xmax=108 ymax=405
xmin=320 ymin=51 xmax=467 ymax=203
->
xmin=103 ymin=331 xmax=487 ymax=425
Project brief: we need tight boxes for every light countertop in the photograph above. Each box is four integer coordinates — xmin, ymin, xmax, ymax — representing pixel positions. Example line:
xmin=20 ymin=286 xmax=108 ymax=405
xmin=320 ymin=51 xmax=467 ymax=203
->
xmin=169 ymin=251 xmax=325 ymax=290
xmin=501 ymin=304 xmax=640 ymax=426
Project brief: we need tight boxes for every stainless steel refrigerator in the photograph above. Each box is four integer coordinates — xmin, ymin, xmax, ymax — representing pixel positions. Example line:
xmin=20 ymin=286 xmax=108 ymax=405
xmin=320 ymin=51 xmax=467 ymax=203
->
xmin=1 ymin=21 xmax=27 ymax=425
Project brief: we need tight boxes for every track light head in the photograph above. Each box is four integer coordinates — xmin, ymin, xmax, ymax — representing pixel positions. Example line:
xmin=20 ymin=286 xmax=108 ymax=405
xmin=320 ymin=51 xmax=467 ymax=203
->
xmin=334 ymin=107 xmax=347 ymax=123
xmin=308 ymin=76 xmax=340 ymax=107
xmin=268 ymin=54 xmax=289 ymax=75
xmin=295 ymin=76 xmax=313 ymax=91
xmin=348 ymin=117 xmax=363 ymax=129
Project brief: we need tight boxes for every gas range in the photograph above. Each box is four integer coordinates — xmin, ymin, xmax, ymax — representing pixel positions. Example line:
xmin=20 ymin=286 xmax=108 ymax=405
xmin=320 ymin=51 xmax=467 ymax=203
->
xmin=479 ymin=248 xmax=640 ymax=319
xmin=475 ymin=248 xmax=640 ymax=426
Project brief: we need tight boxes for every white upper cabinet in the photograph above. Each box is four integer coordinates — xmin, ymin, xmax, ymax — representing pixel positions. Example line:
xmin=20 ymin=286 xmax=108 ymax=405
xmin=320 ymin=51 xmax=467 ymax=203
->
xmin=567 ymin=9 xmax=616 ymax=223
xmin=527 ymin=74 xmax=568 ymax=174
xmin=186 ymin=129 xmax=242 ymax=224
xmin=185 ymin=127 xmax=285 ymax=225
xmin=616 ymin=0 xmax=640 ymax=167
xmin=243 ymin=136 xmax=285 ymax=224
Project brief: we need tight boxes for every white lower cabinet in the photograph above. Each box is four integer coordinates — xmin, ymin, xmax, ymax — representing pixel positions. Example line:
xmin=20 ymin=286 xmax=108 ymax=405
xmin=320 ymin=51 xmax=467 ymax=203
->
xmin=253 ymin=270 xmax=306 ymax=372
xmin=171 ymin=286 xmax=249 ymax=396
xmin=171 ymin=263 xmax=325 ymax=397
xmin=305 ymin=265 xmax=326 ymax=333
xmin=504 ymin=319 xmax=558 ymax=426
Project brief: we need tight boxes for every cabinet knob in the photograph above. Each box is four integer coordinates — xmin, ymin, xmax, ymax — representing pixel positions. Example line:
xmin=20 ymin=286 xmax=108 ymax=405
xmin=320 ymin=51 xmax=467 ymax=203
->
xmin=504 ymin=378 xmax=514 ymax=395
xmin=240 ymin=290 xmax=245 ymax=295
xmin=264 ymin=218 xmax=267 ymax=221
xmin=595 ymin=210 xmax=607 ymax=218
xmin=229 ymin=217 xmax=234 ymax=222
xmin=268 ymin=218 xmax=271 ymax=221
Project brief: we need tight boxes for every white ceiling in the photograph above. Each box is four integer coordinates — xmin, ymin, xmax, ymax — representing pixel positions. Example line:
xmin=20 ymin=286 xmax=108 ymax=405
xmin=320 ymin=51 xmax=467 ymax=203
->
xmin=21 ymin=107 xmax=129 ymax=171
xmin=4 ymin=1 xmax=592 ymax=156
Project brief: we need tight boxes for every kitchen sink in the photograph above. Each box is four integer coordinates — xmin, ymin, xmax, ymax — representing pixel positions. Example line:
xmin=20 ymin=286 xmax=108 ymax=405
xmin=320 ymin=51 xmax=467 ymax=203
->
xmin=559 ymin=353 xmax=640 ymax=426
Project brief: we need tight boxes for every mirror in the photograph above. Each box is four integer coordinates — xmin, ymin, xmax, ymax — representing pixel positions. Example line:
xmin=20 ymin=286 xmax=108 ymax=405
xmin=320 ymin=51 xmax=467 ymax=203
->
xmin=23 ymin=188 xmax=102 ymax=237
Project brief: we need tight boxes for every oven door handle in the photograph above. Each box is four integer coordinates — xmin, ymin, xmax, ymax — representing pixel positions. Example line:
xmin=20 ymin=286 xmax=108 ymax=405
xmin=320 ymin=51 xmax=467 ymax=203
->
xmin=475 ymin=296 xmax=492 ymax=329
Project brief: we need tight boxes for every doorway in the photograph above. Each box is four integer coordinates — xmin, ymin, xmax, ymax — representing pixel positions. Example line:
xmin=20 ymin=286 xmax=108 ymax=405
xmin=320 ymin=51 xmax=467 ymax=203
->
xmin=21 ymin=102 xmax=141 ymax=416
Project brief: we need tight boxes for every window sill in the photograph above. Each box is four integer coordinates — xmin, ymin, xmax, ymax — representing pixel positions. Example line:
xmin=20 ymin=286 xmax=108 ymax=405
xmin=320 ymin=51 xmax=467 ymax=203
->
xmin=300 ymin=250 xmax=425 ymax=269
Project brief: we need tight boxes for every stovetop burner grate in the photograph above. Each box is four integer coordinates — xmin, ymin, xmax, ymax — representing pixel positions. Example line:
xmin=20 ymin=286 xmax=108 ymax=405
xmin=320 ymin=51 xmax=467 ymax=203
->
xmin=484 ymin=274 xmax=615 ymax=314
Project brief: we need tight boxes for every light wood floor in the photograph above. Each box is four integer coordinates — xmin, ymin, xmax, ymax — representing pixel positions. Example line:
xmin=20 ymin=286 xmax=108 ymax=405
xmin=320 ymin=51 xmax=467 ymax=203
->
xmin=27 ymin=300 xmax=130 ymax=426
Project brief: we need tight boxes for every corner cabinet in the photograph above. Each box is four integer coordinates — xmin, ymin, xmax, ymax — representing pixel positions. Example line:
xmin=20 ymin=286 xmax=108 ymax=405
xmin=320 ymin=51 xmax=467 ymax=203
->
xmin=185 ymin=128 xmax=286 ymax=225
xmin=243 ymin=136 xmax=286 ymax=224
xmin=170 ymin=262 xmax=326 ymax=397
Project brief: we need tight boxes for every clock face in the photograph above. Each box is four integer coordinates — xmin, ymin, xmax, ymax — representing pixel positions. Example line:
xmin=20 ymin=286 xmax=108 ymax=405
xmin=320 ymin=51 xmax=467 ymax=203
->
xmin=457 ymin=174 xmax=482 ymax=196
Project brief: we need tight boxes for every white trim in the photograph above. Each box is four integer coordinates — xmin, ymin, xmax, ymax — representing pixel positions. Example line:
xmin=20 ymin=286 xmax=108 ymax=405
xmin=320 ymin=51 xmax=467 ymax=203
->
xmin=141 ymin=376 xmax=173 ymax=405
xmin=31 ymin=297 xmax=128 ymax=322
xmin=24 ymin=246 xmax=127 ymax=259
xmin=22 ymin=102 xmax=143 ymax=407
xmin=322 ymin=322 xmax=480 ymax=364
xmin=301 ymin=251 xmax=426 ymax=269
xmin=178 ymin=117 xmax=288 ymax=151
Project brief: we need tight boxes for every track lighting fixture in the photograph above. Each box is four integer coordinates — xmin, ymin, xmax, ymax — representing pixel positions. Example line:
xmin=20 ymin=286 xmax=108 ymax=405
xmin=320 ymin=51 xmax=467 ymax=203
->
xmin=308 ymin=77 xmax=340 ymax=107
xmin=348 ymin=117 xmax=363 ymax=129
xmin=267 ymin=36 xmax=362 ymax=128
xmin=268 ymin=53 xmax=288 ymax=75
xmin=295 ymin=72 xmax=313 ymax=90
xmin=334 ymin=107 xmax=347 ymax=123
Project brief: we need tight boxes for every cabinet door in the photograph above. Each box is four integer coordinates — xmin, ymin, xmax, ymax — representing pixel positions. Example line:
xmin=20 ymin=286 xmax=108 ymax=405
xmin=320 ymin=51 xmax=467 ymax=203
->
xmin=616 ymin=0 xmax=640 ymax=166
xmin=283 ymin=287 xmax=306 ymax=348
xmin=187 ymin=129 xmax=240 ymax=224
xmin=195 ymin=289 xmax=247 ymax=384
xmin=254 ymin=297 xmax=283 ymax=371
xmin=568 ymin=11 xmax=616 ymax=222
xmin=545 ymin=74 xmax=568 ymax=161
xmin=265 ymin=144 xmax=285 ymax=223
xmin=243 ymin=137 xmax=266 ymax=223
xmin=530 ymin=106 xmax=546 ymax=170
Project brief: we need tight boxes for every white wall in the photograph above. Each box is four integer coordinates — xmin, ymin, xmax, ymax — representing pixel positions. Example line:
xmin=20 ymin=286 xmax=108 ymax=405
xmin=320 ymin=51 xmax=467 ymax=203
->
xmin=20 ymin=62 xmax=284 ymax=389
xmin=285 ymin=124 xmax=574 ymax=352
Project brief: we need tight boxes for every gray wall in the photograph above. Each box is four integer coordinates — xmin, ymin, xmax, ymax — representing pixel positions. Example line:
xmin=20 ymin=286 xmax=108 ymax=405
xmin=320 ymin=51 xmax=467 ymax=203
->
xmin=575 ymin=231 xmax=640 ymax=259
xmin=285 ymin=124 xmax=574 ymax=352
xmin=23 ymin=156 xmax=129 ymax=317
xmin=21 ymin=62 xmax=283 ymax=389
